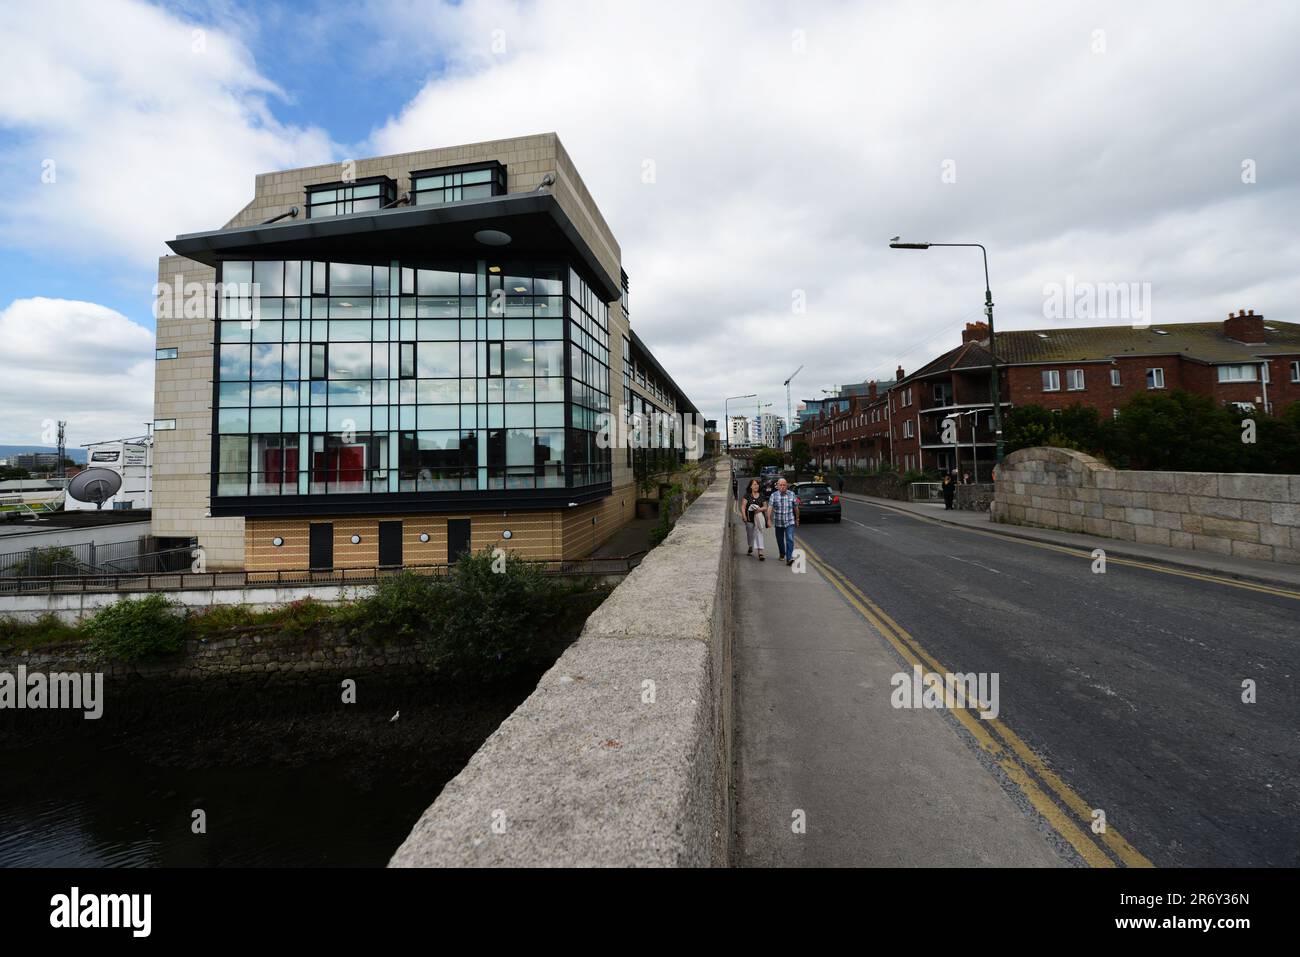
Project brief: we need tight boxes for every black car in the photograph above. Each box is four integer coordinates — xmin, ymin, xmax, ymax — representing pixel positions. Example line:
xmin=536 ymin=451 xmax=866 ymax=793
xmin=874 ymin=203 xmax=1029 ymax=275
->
xmin=793 ymin=482 xmax=841 ymax=523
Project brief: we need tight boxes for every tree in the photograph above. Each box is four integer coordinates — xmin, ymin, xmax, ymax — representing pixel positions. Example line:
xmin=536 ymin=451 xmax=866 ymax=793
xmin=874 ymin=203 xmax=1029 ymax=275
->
xmin=751 ymin=446 xmax=783 ymax=471
xmin=1003 ymin=403 xmax=1104 ymax=456
xmin=792 ymin=440 xmax=811 ymax=475
xmin=1105 ymin=390 xmax=1240 ymax=471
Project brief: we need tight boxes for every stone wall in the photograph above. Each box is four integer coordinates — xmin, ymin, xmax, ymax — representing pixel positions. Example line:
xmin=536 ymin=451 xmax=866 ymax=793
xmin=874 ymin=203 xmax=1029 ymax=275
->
xmin=990 ymin=447 xmax=1300 ymax=564
xmin=0 ymin=626 xmax=425 ymax=682
xmin=390 ymin=463 xmax=733 ymax=867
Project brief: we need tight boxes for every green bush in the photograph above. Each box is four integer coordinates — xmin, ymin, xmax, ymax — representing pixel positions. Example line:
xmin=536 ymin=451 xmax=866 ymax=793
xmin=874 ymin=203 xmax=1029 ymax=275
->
xmin=337 ymin=571 xmax=441 ymax=644
xmin=422 ymin=548 xmax=605 ymax=680
xmin=84 ymin=594 xmax=186 ymax=662
xmin=0 ymin=613 xmax=82 ymax=652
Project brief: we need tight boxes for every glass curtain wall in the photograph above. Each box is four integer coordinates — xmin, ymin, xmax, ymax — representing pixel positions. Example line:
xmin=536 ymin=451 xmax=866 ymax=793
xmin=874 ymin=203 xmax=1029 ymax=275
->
xmin=214 ymin=257 xmax=606 ymax=496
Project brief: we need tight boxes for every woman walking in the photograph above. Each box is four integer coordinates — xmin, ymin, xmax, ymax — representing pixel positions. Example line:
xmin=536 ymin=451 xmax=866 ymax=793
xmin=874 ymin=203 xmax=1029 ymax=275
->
xmin=740 ymin=477 xmax=769 ymax=560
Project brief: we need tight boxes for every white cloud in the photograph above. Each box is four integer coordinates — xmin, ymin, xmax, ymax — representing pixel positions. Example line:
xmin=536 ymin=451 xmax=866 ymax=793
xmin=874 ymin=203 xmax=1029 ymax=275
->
xmin=0 ymin=0 xmax=336 ymax=270
xmin=0 ymin=298 xmax=155 ymax=447
xmin=365 ymin=0 xmax=1300 ymax=423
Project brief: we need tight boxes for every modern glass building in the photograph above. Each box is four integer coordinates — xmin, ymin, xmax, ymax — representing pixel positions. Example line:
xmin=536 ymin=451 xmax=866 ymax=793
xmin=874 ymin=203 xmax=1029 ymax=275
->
xmin=153 ymin=135 xmax=697 ymax=570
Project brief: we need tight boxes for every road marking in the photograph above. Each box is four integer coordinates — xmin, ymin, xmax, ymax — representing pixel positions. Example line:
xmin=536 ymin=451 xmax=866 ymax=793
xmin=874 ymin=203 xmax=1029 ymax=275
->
xmin=947 ymin=556 xmax=1002 ymax=574
xmin=846 ymin=519 xmax=890 ymax=534
xmin=802 ymin=542 xmax=1154 ymax=869
xmin=845 ymin=497 xmax=1300 ymax=602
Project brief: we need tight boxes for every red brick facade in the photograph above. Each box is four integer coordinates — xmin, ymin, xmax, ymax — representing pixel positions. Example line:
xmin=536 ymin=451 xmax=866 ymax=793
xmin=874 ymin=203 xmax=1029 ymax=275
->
xmin=803 ymin=313 xmax=1300 ymax=476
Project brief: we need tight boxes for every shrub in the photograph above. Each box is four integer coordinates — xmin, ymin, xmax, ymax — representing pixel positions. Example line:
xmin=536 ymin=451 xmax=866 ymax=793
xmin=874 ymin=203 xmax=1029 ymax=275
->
xmin=422 ymin=548 xmax=605 ymax=680
xmin=0 ymin=613 xmax=82 ymax=652
xmin=338 ymin=571 xmax=441 ymax=644
xmin=84 ymin=594 xmax=186 ymax=662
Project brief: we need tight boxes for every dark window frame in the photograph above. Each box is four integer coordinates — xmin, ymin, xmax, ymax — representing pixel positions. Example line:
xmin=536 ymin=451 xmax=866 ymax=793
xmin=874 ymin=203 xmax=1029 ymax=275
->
xmin=304 ymin=175 xmax=397 ymax=219
xmin=409 ymin=161 xmax=506 ymax=207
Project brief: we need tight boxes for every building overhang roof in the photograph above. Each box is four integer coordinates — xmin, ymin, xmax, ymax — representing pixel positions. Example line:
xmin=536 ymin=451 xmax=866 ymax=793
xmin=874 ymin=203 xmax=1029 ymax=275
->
xmin=166 ymin=191 xmax=621 ymax=301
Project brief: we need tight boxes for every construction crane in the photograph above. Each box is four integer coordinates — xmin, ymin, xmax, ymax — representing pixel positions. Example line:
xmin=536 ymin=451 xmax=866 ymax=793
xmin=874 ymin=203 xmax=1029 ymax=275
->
xmin=783 ymin=365 xmax=803 ymax=436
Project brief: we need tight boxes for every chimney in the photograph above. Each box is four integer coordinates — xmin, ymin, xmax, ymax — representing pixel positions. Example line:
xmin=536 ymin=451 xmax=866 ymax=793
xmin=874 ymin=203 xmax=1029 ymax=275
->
xmin=895 ymin=365 xmax=905 ymax=382
xmin=868 ymin=380 xmax=878 ymax=399
xmin=1224 ymin=309 xmax=1265 ymax=343
xmin=963 ymin=321 xmax=990 ymax=344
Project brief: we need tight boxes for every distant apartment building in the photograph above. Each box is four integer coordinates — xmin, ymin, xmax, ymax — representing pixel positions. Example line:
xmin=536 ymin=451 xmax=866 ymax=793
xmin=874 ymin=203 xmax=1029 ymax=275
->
xmin=728 ymin=415 xmax=752 ymax=447
xmin=806 ymin=312 xmax=1300 ymax=477
xmin=153 ymin=133 xmax=696 ymax=570
xmin=10 ymin=452 xmax=61 ymax=472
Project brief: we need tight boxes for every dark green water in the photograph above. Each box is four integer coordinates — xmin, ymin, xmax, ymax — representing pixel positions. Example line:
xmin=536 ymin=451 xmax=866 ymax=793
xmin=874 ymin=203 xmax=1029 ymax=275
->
xmin=0 ymin=673 xmax=534 ymax=868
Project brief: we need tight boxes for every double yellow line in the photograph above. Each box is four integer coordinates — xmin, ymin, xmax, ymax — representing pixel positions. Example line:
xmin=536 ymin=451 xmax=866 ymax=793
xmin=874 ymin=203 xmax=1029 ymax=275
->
xmin=802 ymin=542 xmax=1154 ymax=868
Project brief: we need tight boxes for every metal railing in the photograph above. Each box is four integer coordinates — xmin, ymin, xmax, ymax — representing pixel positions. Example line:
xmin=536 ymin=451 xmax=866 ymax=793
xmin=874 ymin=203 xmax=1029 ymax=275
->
xmin=0 ymin=553 xmax=646 ymax=596
xmin=909 ymin=482 xmax=946 ymax=503
xmin=0 ymin=541 xmax=192 ymax=578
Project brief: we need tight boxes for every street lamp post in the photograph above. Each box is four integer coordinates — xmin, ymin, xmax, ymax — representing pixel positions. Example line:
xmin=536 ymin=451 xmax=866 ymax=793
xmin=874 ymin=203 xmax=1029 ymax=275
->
xmin=890 ymin=240 xmax=1004 ymax=466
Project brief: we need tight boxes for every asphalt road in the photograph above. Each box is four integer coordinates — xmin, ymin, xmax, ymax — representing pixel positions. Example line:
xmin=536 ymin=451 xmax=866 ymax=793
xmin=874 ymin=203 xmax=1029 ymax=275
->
xmin=735 ymin=486 xmax=1300 ymax=867
xmin=733 ymin=478 xmax=1300 ymax=868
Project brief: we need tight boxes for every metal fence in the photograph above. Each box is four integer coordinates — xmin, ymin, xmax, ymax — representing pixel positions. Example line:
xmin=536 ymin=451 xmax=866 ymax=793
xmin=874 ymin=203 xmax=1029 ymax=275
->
xmin=909 ymin=482 xmax=946 ymax=503
xmin=0 ymin=540 xmax=193 ymax=578
xmin=0 ymin=553 xmax=645 ymax=596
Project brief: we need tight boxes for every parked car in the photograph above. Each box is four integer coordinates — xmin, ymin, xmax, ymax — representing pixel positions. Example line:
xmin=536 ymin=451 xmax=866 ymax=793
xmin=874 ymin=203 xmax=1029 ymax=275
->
xmin=793 ymin=482 xmax=841 ymax=523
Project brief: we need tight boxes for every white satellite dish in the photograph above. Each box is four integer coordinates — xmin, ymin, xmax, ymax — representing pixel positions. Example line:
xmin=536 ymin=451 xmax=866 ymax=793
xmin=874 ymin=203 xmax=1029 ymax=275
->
xmin=67 ymin=468 xmax=123 ymax=509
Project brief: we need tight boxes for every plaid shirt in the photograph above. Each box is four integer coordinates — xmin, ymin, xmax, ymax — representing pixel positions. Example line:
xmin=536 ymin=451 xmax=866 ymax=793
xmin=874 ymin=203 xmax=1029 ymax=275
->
xmin=768 ymin=488 xmax=798 ymax=526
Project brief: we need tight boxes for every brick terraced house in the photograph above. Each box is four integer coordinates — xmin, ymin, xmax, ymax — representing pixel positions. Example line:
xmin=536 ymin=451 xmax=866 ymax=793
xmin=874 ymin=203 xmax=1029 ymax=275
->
xmin=805 ymin=312 xmax=1300 ymax=477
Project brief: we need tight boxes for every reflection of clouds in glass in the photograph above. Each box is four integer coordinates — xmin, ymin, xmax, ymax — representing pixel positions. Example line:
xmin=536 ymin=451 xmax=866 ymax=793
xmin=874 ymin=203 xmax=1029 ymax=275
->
xmin=251 ymin=344 xmax=281 ymax=379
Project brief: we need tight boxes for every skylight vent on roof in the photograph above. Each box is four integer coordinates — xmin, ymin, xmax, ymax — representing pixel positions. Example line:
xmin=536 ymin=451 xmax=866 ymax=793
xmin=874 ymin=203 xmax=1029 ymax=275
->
xmin=1153 ymin=329 xmax=1169 ymax=335
xmin=1035 ymin=333 xmax=1049 ymax=339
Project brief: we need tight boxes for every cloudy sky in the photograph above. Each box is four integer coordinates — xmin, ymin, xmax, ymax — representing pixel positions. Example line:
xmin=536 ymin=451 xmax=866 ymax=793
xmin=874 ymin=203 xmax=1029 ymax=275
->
xmin=1 ymin=0 xmax=1297 ymax=446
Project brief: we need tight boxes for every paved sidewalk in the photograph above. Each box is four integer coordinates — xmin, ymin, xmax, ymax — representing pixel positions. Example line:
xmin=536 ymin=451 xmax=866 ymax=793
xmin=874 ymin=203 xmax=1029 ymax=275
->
xmin=730 ymin=506 xmax=1072 ymax=867
xmin=839 ymin=491 xmax=1300 ymax=590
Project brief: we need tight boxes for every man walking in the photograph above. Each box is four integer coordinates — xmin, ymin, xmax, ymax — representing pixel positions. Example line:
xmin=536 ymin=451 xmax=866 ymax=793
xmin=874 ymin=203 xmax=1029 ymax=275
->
xmin=768 ymin=477 xmax=800 ymax=565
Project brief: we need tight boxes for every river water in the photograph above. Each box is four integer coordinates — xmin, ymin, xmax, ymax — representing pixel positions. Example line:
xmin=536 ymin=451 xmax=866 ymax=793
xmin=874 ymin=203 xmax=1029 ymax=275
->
xmin=0 ymin=673 xmax=534 ymax=868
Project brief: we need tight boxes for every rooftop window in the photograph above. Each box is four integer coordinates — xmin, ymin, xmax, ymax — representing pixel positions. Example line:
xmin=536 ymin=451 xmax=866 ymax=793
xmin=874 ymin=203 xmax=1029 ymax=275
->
xmin=305 ymin=177 xmax=397 ymax=219
xmin=410 ymin=162 xmax=506 ymax=206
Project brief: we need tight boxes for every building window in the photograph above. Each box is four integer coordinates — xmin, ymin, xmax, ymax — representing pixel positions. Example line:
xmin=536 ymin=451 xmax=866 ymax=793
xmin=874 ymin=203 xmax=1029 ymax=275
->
xmin=1067 ymin=369 xmax=1085 ymax=391
xmin=211 ymin=257 xmax=592 ymax=495
xmin=156 ymin=347 xmax=178 ymax=360
xmin=1147 ymin=368 xmax=1165 ymax=389
xmin=1262 ymin=363 xmax=1270 ymax=384
xmin=902 ymin=420 xmax=914 ymax=439
xmin=1110 ymin=368 xmax=1121 ymax=387
xmin=1291 ymin=360 xmax=1299 ymax=383
xmin=902 ymin=387 xmax=912 ymax=407
xmin=1112 ymin=408 xmax=1121 ymax=420
xmin=305 ymin=177 xmax=396 ymax=218
xmin=1216 ymin=364 xmax=1259 ymax=383
xmin=411 ymin=162 xmax=506 ymax=206
xmin=153 ymin=419 xmax=177 ymax=431
xmin=1042 ymin=370 xmax=1061 ymax=392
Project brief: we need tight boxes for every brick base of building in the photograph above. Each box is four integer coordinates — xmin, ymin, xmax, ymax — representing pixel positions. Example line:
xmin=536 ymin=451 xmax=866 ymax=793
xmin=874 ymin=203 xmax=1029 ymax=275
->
xmin=242 ymin=483 xmax=638 ymax=571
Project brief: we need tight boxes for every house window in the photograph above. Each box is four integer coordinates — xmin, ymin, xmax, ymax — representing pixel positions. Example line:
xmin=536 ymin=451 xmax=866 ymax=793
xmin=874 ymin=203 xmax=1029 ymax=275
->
xmin=1042 ymin=370 xmax=1061 ymax=392
xmin=1262 ymin=363 xmax=1270 ymax=384
xmin=902 ymin=420 xmax=914 ymax=438
xmin=902 ymin=387 xmax=912 ymax=407
xmin=156 ymin=347 xmax=178 ymax=360
xmin=1067 ymin=369 xmax=1085 ymax=391
xmin=1147 ymin=368 xmax=1165 ymax=389
xmin=1112 ymin=408 xmax=1120 ymax=420
xmin=411 ymin=162 xmax=506 ymax=206
xmin=1110 ymin=368 xmax=1121 ymax=387
xmin=1291 ymin=360 xmax=1299 ymax=383
xmin=305 ymin=177 xmax=396 ymax=218
xmin=1216 ymin=364 xmax=1259 ymax=383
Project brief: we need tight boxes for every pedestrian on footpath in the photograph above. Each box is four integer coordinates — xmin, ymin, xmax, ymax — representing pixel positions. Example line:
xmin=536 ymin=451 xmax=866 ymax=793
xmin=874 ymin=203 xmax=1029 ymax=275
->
xmin=732 ymin=473 xmax=738 ymax=499
xmin=768 ymin=477 xmax=800 ymax=565
xmin=740 ymin=478 xmax=768 ymax=560
xmin=837 ymin=475 xmax=845 ymax=495
xmin=962 ymin=471 xmax=972 ymax=486
xmin=942 ymin=471 xmax=956 ymax=510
